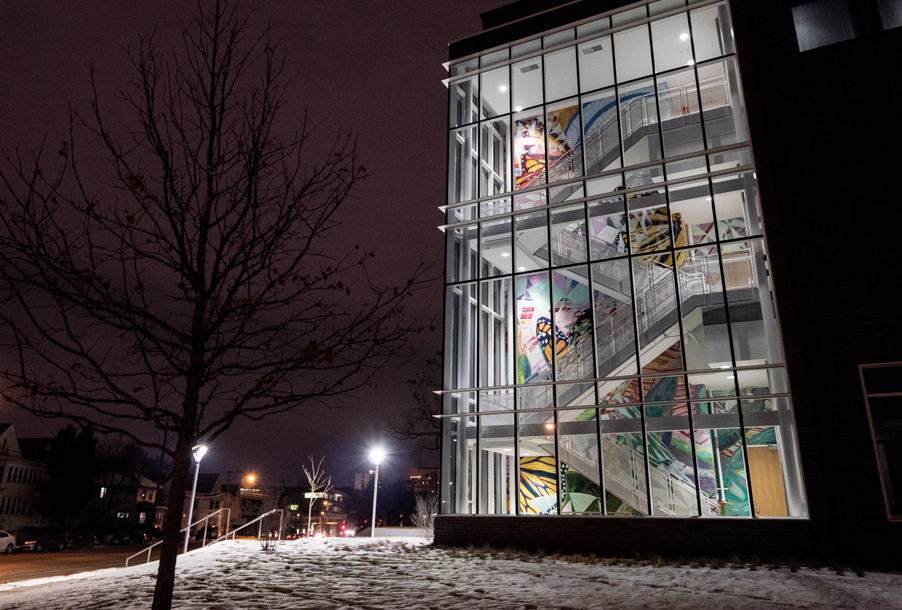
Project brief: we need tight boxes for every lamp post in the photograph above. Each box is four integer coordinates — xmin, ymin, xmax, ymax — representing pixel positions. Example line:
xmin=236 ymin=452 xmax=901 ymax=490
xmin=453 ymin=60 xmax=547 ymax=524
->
xmin=369 ymin=448 xmax=385 ymax=538
xmin=183 ymin=444 xmax=208 ymax=554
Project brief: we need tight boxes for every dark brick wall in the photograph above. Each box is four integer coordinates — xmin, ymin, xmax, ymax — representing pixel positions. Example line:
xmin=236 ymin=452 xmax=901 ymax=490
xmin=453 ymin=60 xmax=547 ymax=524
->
xmin=436 ymin=515 xmax=826 ymax=560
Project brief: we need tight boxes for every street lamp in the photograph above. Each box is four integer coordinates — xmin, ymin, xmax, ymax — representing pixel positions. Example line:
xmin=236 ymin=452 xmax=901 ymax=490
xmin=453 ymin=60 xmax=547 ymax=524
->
xmin=369 ymin=447 xmax=385 ymax=538
xmin=184 ymin=444 xmax=208 ymax=554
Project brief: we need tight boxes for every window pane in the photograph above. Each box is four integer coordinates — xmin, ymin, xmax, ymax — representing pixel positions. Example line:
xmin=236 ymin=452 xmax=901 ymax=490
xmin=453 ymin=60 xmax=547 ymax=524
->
xmin=690 ymin=3 xmax=735 ymax=62
xmin=695 ymin=426 xmax=750 ymax=516
xmin=553 ymin=267 xmax=594 ymax=381
xmin=614 ymin=25 xmax=653 ymax=82
xmin=448 ymin=125 xmax=477 ymax=204
xmin=480 ymin=197 xmax=512 ymax=218
xmin=601 ymin=426 xmax=648 ymax=515
xmin=628 ymin=189 xmax=670 ymax=253
xmin=588 ymin=196 xmax=628 ymax=260
xmin=514 ymin=190 xmax=547 ymax=210
xmin=513 ymin=57 xmax=544 ymax=111
xmin=544 ymin=47 xmax=578 ymax=102
xmin=480 ymin=48 xmax=509 ymax=69
xmin=668 ymin=179 xmax=714 ymax=247
xmin=578 ymin=17 xmax=612 ymax=38
xmin=551 ymin=205 xmax=588 ymax=266
xmin=445 ymin=284 xmax=476 ymax=390
xmin=481 ymin=218 xmax=512 ymax=277
xmin=441 ymin=415 xmax=477 ymax=514
xmin=632 ymin=256 xmax=683 ymax=376
xmin=578 ymin=36 xmax=614 ymax=92
xmin=514 ymin=112 xmax=547 ymax=190
xmin=446 ymin=224 xmax=477 ymax=283
xmin=549 ymin=183 xmax=584 ymax=204
xmin=558 ymin=407 xmax=603 ymax=514
xmin=650 ymin=0 xmax=687 ymax=15
xmin=658 ymin=67 xmax=705 ymax=157
xmin=480 ymin=67 xmax=510 ymax=120
xmin=651 ymin=13 xmax=694 ymax=73
xmin=480 ymin=278 xmax=514 ymax=387
xmin=450 ymin=77 xmax=479 ymax=128
xmin=744 ymin=421 xmax=806 ymax=518
xmin=514 ymin=210 xmax=549 ymax=273
xmin=712 ymin=171 xmax=760 ymax=240
xmin=516 ymin=272 xmax=553 ymax=383
xmin=592 ymin=259 xmax=636 ymax=378
xmin=479 ymin=411 xmax=516 ymax=514
xmin=619 ymin=79 xmax=660 ymax=167
xmin=583 ymin=88 xmax=621 ymax=174
xmin=877 ymin=0 xmax=902 ymax=30
xmin=519 ymin=410 xmax=559 ymax=514
xmin=546 ymin=99 xmax=583 ymax=183
xmin=646 ymin=408 xmax=700 ymax=517
xmin=721 ymin=239 xmax=784 ymax=365
xmin=480 ymin=118 xmax=511 ymax=197
xmin=791 ymin=0 xmax=867 ymax=52
xmin=613 ymin=6 xmax=648 ymax=27
xmin=698 ymin=57 xmax=748 ymax=148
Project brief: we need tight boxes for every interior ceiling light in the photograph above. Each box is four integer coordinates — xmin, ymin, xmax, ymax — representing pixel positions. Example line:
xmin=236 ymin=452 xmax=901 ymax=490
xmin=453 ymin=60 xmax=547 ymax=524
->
xmin=517 ymin=266 xmax=526 ymax=271
xmin=727 ymin=375 xmax=735 ymax=379
xmin=687 ymin=59 xmax=695 ymax=65
xmin=582 ymin=44 xmax=603 ymax=55
xmin=501 ymin=252 xmax=510 ymax=257
xmin=514 ymin=106 xmax=523 ymax=112
xmin=499 ymin=85 xmax=508 ymax=92
xmin=680 ymin=33 xmax=690 ymax=41
xmin=520 ymin=64 xmax=540 ymax=73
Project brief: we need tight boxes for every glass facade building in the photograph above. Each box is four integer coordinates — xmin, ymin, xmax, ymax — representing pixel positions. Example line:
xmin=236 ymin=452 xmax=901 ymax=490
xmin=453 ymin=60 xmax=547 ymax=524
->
xmin=440 ymin=0 xmax=808 ymax=520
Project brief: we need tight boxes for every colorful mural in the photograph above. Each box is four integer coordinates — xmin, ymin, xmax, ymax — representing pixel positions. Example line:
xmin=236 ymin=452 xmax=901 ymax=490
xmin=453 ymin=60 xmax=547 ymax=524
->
xmin=514 ymin=116 xmax=546 ymax=190
xmin=519 ymin=456 xmax=558 ymax=514
xmin=546 ymin=104 xmax=581 ymax=181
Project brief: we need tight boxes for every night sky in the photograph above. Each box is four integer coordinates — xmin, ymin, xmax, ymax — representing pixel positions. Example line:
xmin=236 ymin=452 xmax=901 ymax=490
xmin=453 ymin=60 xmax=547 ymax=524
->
xmin=0 ymin=1 xmax=504 ymax=487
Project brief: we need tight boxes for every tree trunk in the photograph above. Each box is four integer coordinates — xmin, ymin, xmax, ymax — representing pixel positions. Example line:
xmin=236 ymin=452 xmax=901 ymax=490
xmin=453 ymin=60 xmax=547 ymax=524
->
xmin=151 ymin=435 xmax=191 ymax=610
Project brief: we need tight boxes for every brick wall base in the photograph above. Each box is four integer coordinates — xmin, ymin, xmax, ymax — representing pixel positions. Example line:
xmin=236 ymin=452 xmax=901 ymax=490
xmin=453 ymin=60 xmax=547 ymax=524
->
xmin=435 ymin=515 xmax=829 ymax=561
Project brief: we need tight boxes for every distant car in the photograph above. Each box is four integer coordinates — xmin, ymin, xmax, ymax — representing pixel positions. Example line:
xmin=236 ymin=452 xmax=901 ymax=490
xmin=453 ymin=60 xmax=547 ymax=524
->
xmin=0 ymin=530 xmax=16 ymax=554
xmin=68 ymin=532 xmax=99 ymax=549
xmin=108 ymin=529 xmax=146 ymax=546
xmin=14 ymin=527 xmax=68 ymax=552
xmin=194 ymin=525 xmax=218 ymax=541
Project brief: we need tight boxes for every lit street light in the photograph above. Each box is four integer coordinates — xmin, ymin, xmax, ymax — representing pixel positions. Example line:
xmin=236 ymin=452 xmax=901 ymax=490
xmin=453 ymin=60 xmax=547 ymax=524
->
xmin=184 ymin=444 xmax=208 ymax=554
xmin=369 ymin=447 xmax=385 ymax=538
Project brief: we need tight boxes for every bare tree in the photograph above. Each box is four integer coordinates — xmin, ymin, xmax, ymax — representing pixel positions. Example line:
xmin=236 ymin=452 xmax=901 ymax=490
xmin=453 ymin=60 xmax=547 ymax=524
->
xmin=257 ymin=485 xmax=283 ymax=552
xmin=389 ymin=355 xmax=441 ymax=452
xmin=411 ymin=493 xmax=438 ymax=540
xmin=302 ymin=455 xmax=332 ymax=537
xmin=0 ymin=2 xmax=429 ymax=609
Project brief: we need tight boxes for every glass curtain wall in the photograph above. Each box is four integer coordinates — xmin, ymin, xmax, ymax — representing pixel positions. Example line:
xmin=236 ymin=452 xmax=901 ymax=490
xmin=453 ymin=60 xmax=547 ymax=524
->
xmin=440 ymin=0 xmax=807 ymax=520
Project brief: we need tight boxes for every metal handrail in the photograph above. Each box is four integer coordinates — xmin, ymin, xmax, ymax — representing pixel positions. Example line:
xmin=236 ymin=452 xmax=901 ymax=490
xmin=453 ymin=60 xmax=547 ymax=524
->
xmin=125 ymin=506 xmax=231 ymax=567
xmin=124 ymin=507 xmax=284 ymax=567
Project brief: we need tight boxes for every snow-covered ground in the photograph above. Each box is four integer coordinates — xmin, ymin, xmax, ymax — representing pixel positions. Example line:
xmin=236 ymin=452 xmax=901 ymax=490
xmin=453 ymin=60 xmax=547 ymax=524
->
xmin=1 ymin=537 xmax=900 ymax=609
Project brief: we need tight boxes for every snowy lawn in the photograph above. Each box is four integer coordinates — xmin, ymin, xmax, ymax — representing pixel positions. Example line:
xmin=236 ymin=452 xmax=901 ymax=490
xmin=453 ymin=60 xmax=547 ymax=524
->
xmin=1 ymin=537 xmax=900 ymax=609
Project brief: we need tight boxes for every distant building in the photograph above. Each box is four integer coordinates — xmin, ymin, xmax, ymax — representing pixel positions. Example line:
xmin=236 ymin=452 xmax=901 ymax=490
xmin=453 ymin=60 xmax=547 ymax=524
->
xmin=0 ymin=425 xmax=49 ymax=532
xmin=409 ymin=468 xmax=439 ymax=495
xmin=182 ymin=473 xmax=239 ymax=536
xmin=354 ymin=470 xmax=375 ymax=490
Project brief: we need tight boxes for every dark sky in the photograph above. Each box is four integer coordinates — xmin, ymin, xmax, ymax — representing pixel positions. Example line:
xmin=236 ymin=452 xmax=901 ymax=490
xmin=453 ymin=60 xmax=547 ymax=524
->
xmin=0 ymin=1 xmax=504 ymax=487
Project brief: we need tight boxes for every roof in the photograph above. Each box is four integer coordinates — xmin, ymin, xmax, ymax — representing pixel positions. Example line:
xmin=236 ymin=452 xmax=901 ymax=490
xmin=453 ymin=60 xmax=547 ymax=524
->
xmin=195 ymin=473 xmax=220 ymax=495
xmin=17 ymin=438 xmax=52 ymax=464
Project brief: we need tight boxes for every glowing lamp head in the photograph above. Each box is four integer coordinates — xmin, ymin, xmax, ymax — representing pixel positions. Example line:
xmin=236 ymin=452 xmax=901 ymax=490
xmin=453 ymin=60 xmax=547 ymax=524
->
xmin=193 ymin=445 xmax=208 ymax=462
xmin=247 ymin=474 xmax=256 ymax=484
xmin=370 ymin=447 xmax=386 ymax=465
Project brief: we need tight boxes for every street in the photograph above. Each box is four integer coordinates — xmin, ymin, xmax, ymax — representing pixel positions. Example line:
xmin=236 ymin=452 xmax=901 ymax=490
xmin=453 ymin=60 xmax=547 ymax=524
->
xmin=0 ymin=542 xmax=204 ymax=586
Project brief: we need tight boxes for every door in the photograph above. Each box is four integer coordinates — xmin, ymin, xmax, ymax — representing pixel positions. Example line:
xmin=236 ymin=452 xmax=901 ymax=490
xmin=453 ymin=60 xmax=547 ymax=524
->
xmin=747 ymin=445 xmax=788 ymax=517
